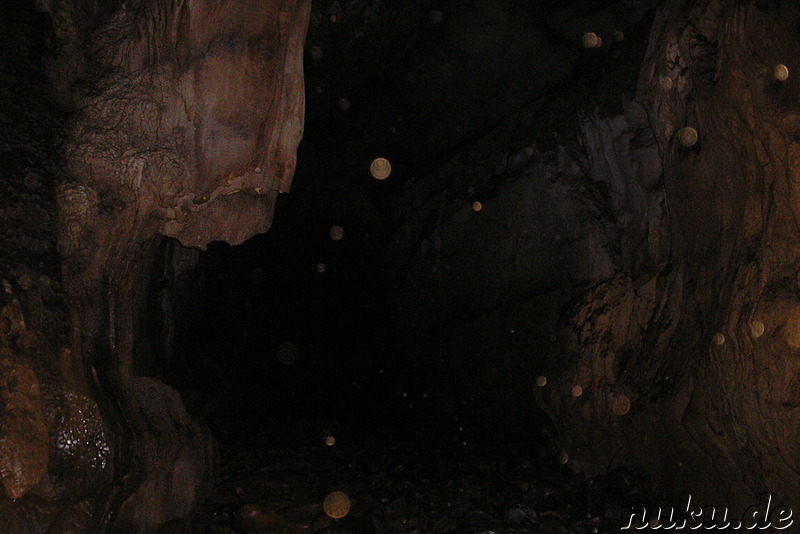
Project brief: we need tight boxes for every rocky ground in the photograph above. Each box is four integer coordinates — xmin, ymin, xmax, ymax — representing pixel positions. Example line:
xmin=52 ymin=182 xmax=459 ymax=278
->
xmin=191 ymin=417 xmax=646 ymax=534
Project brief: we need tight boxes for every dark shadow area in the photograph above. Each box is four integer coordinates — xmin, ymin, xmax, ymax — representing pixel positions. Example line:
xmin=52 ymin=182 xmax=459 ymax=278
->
xmin=159 ymin=2 xmax=659 ymax=531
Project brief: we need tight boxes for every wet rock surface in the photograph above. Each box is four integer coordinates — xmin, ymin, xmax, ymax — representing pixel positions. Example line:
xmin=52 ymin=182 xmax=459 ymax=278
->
xmin=193 ymin=419 xmax=643 ymax=533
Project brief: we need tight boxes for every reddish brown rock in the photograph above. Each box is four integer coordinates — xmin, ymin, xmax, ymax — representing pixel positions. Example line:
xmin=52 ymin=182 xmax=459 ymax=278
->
xmin=0 ymin=1 xmax=311 ymax=532
xmin=0 ymin=353 xmax=48 ymax=500
xmin=537 ymin=0 xmax=800 ymax=506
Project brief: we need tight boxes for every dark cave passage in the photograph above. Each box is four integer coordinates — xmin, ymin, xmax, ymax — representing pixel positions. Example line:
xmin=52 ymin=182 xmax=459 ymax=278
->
xmin=164 ymin=186 xmax=599 ymax=533
xmin=167 ymin=212 xmax=644 ymax=534
xmin=159 ymin=0 xmax=651 ymax=436
xmin=147 ymin=3 xmax=660 ymax=529
xmin=184 ymin=213 xmax=407 ymax=426
xmin=171 ymin=172 xmax=558 ymax=438
xmin=147 ymin=2 xmax=660 ymax=529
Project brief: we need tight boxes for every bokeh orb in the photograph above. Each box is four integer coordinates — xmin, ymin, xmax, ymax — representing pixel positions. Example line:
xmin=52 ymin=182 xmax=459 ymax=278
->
xmin=582 ymin=32 xmax=602 ymax=48
xmin=678 ymin=126 xmax=698 ymax=147
xmin=323 ymin=491 xmax=351 ymax=519
xmin=774 ymin=64 xmax=789 ymax=81
xmin=611 ymin=393 xmax=631 ymax=416
xmin=329 ymin=225 xmax=345 ymax=241
xmin=370 ymin=157 xmax=392 ymax=180
xmin=750 ymin=320 xmax=765 ymax=339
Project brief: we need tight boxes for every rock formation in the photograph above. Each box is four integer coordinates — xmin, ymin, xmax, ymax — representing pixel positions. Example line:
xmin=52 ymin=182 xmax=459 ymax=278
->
xmin=0 ymin=1 xmax=309 ymax=531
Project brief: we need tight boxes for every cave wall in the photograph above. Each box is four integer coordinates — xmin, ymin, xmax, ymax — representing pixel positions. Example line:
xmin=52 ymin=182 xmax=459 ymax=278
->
xmin=388 ymin=0 xmax=800 ymax=506
xmin=0 ymin=1 xmax=310 ymax=532
xmin=544 ymin=0 xmax=800 ymax=504
xmin=385 ymin=97 xmax=664 ymax=437
xmin=630 ymin=0 xmax=800 ymax=504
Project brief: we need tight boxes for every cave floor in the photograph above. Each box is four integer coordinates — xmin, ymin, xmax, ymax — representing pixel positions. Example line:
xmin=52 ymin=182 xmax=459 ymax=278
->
xmin=193 ymin=418 xmax=642 ymax=534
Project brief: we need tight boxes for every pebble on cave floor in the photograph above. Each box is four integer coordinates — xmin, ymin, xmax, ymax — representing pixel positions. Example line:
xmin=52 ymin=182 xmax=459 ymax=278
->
xmin=192 ymin=420 xmax=642 ymax=534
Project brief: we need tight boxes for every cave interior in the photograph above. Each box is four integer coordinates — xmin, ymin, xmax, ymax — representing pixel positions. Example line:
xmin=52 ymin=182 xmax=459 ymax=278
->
xmin=3 ymin=0 xmax=800 ymax=532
